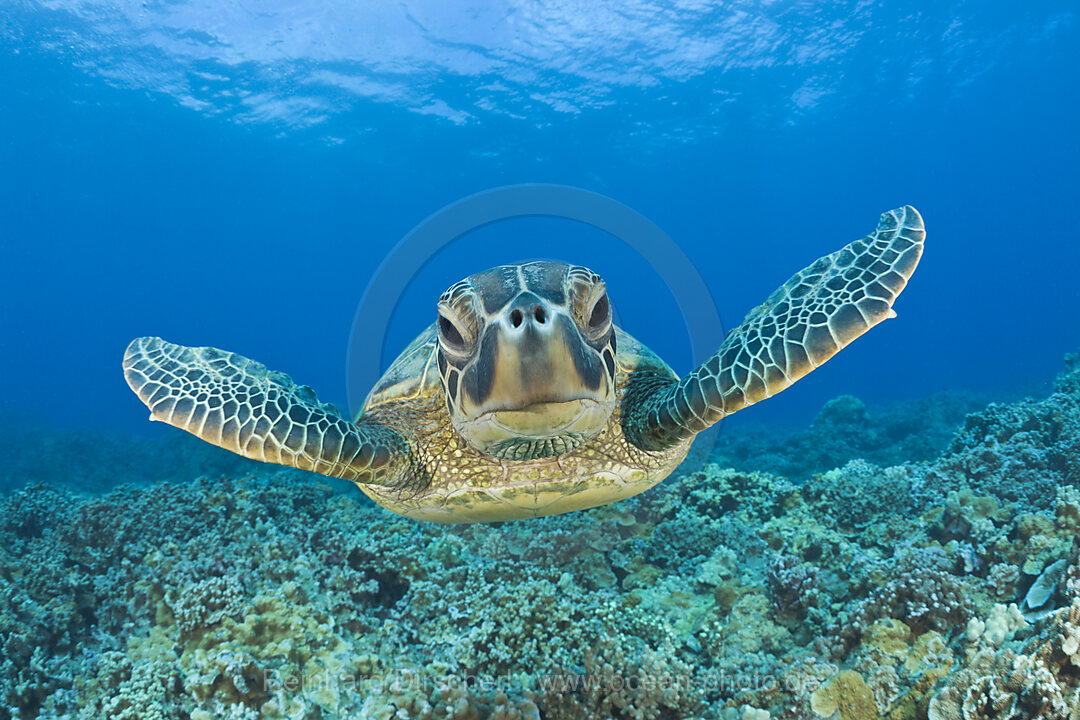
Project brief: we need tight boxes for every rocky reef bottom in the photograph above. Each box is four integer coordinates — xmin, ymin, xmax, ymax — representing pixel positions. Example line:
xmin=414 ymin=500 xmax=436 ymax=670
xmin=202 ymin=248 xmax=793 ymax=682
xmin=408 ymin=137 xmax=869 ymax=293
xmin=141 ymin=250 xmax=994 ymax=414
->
xmin=2 ymin=351 xmax=1079 ymax=720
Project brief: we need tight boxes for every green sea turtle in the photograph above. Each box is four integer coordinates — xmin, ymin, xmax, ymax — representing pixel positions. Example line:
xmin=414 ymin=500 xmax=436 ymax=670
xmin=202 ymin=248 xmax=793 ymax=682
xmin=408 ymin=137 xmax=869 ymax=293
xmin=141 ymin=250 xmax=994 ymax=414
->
xmin=123 ymin=206 xmax=924 ymax=523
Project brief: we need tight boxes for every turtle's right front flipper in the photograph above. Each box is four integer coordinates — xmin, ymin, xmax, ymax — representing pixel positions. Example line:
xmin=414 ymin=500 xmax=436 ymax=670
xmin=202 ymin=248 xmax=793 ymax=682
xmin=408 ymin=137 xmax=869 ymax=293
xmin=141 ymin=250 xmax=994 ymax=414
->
xmin=624 ymin=205 xmax=925 ymax=451
xmin=123 ymin=337 xmax=412 ymax=487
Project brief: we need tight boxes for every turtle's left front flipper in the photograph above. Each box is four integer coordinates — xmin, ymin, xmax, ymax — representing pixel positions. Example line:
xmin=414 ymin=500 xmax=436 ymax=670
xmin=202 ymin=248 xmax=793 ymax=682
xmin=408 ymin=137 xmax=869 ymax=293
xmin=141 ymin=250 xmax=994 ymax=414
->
xmin=625 ymin=206 xmax=925 ymax=451
xmin=123 ymin=337 xmax=414 ymax=487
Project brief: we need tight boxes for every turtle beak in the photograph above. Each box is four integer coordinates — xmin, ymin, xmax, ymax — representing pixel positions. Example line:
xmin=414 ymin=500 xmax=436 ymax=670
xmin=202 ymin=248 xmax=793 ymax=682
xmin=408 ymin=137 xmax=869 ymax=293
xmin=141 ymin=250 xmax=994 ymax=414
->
xmin=460 ymin=292 xmax=609 ymax=415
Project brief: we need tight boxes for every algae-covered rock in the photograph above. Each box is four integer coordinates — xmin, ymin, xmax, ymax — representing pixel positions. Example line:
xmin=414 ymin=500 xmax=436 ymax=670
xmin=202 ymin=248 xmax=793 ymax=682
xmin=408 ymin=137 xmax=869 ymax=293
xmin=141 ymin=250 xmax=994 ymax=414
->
xmin=810 ymin=670 xmax=877 ymax=720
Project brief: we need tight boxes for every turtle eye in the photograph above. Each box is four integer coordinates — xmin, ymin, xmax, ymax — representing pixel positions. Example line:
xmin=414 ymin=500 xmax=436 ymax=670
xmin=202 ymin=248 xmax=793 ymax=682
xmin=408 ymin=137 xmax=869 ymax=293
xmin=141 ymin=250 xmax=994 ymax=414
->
xmin=588 ymin=293 xmax=610 ymax=332
xmin=438 ymin=314 xmax=468 ymax=351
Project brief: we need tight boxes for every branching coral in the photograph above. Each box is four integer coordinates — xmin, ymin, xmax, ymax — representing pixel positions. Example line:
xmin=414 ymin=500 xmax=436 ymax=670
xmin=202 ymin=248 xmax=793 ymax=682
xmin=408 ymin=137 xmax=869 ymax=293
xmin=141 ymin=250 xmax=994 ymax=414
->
xmin=841 ymin=568 xmax=976 ymax=652
xmin=929 ymin=598 xmax=1080 ymax=720
xmin=539 ymin=639 xmax=706 ymax=720
xmin=766 ymin=553 xmax=828 ymax=625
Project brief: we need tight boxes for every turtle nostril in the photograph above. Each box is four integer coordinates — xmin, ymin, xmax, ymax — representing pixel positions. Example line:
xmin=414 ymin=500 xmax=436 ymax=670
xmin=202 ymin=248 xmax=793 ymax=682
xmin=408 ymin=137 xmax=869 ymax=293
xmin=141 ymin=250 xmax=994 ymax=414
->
xmin=533 ymin=306 xmax=546 ymax=324
xmin=510 ymin=309 xmax=524 ymax=328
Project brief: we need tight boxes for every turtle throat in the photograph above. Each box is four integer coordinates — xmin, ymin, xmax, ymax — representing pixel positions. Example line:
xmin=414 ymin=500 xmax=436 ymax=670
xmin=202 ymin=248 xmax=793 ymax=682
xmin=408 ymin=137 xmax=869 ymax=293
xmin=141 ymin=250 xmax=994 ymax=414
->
xmin=489 ymin=434 xmax=591 ymax=461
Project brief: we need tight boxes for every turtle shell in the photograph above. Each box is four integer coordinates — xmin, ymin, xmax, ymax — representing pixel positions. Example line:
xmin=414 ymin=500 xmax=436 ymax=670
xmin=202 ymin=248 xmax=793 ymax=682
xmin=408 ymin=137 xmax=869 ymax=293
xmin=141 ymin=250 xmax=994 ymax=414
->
xmin=358 ymin=324 xmax=440 ymax=418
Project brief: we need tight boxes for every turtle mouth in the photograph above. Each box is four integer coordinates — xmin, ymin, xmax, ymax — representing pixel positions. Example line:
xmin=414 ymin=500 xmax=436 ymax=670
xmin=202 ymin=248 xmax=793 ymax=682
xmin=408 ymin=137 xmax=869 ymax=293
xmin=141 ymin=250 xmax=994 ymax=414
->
xmin=484 ymin=399 xmax=603 ymax=437
xmin=459 ymin=398 xmax=612 ymax=460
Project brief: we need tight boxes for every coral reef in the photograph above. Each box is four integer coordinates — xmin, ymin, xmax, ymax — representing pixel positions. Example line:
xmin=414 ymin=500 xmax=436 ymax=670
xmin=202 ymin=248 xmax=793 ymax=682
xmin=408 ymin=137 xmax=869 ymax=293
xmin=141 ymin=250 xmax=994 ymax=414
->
xmin=0 ymin=348 xmax=1078 ymax=719
xmin=710 ymin=391 xmax=1001 ymax=480
xmin=0 ymin=412 xmax=260 ymax=493
xmin=928 ymin=598 xmax=1080 ymax=720
xmin=918 ymin=375 xmax=1080 ymax=514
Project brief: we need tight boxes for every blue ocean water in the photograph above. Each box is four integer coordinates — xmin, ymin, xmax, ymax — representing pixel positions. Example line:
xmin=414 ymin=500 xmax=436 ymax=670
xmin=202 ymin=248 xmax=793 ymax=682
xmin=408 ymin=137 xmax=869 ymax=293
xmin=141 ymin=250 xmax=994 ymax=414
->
xmin=2 ymin=1 xmax=1077 ymax=439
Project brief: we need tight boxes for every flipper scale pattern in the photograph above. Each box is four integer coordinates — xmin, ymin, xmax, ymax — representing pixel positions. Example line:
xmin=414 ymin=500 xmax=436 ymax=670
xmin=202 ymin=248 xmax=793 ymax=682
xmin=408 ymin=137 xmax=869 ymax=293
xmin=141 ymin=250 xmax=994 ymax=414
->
xmin=123 ymin=337 xmax=409 ymax=486
xmin=627 ymin=206 xmax=925 ymax=451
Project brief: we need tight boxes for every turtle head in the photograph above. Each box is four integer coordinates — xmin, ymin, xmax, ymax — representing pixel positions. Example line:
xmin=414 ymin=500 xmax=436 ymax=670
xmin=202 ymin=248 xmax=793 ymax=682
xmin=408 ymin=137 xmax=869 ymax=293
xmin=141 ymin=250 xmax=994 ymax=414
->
xmin=435 ymin=261 xmax=617 ymax=460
